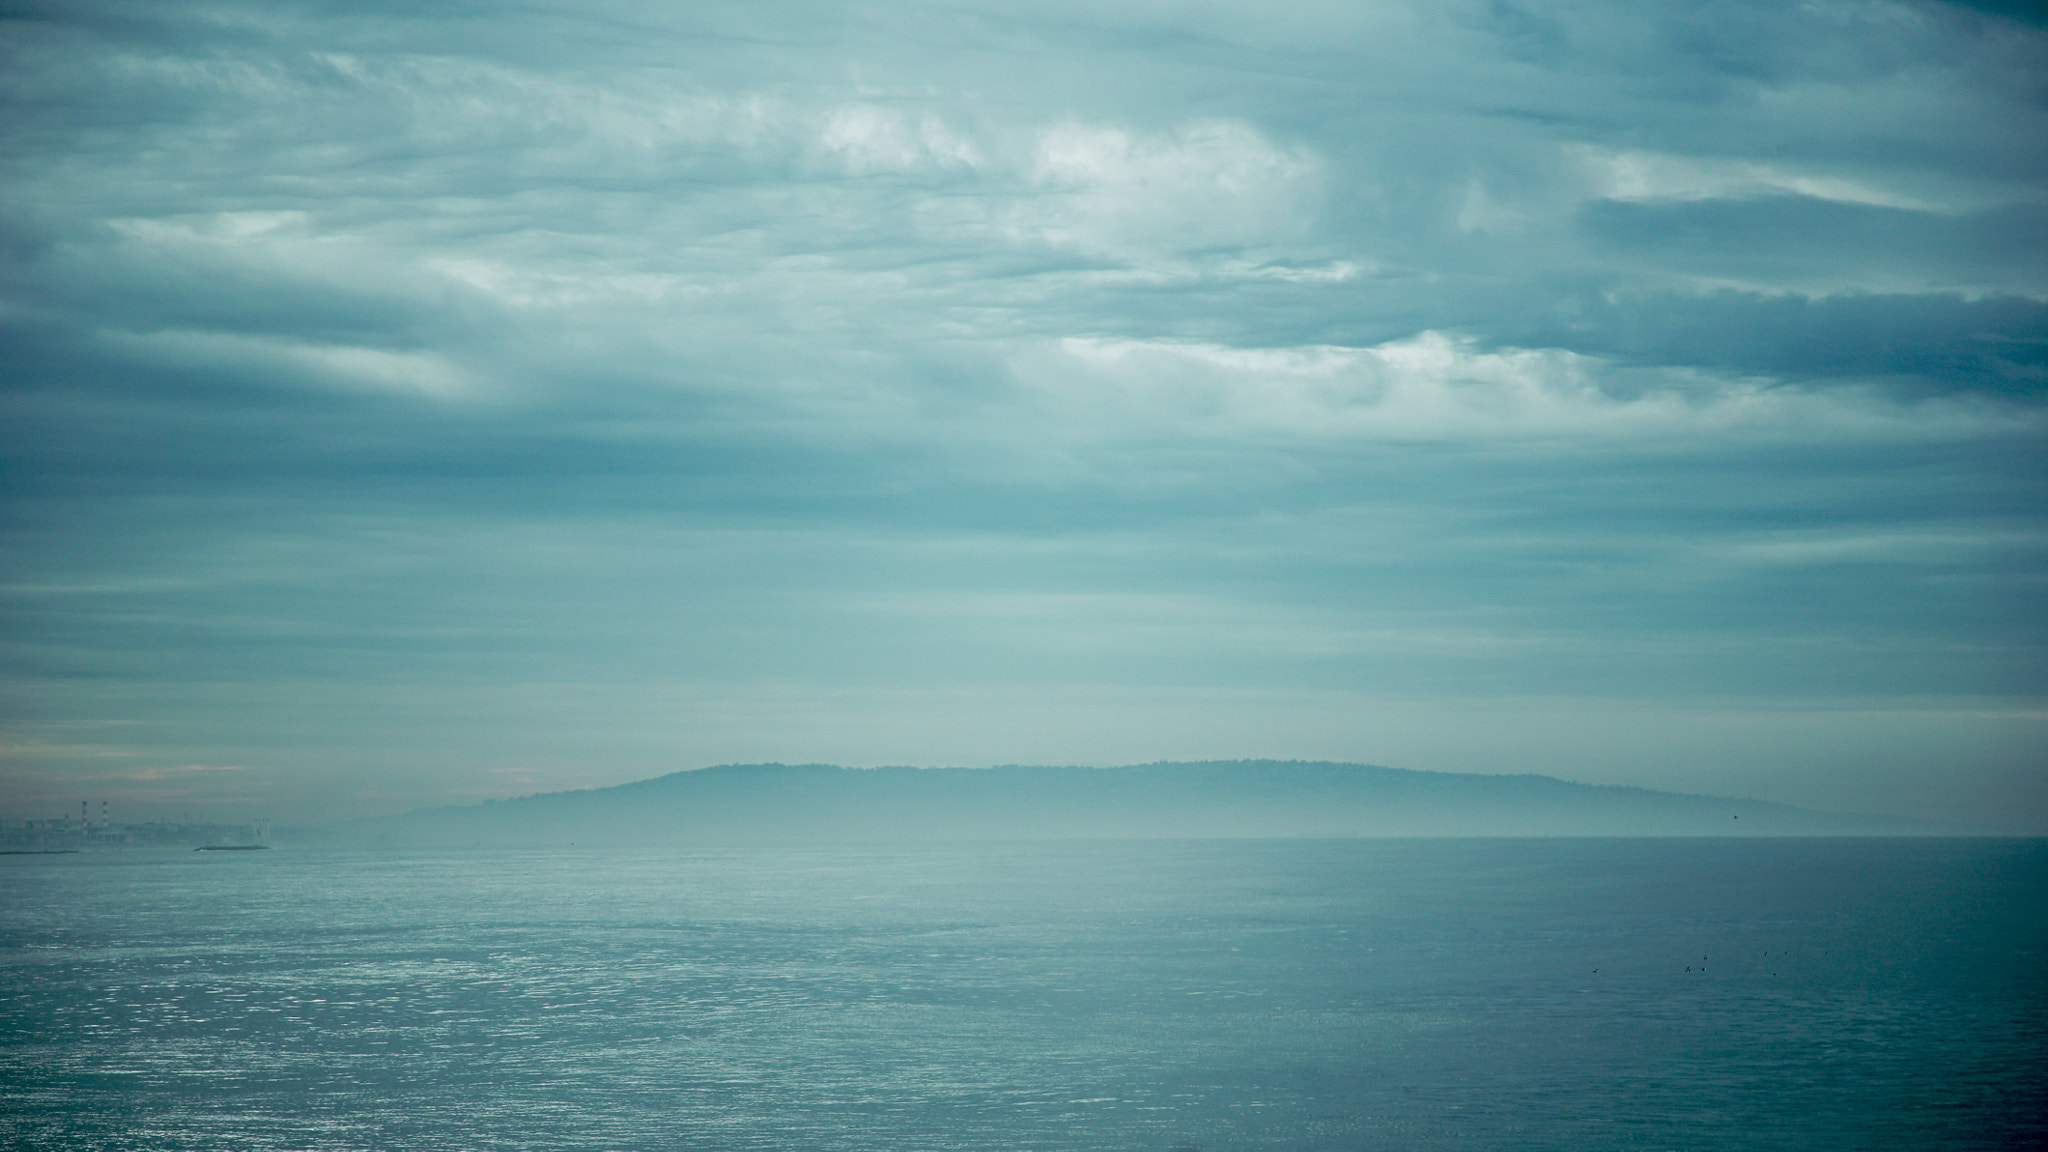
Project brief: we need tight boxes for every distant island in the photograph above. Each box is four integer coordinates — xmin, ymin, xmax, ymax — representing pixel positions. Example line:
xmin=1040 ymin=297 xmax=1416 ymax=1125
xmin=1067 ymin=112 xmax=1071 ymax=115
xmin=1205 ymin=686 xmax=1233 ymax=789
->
xmin=329 ymin=761 xmax=1946 ymax=847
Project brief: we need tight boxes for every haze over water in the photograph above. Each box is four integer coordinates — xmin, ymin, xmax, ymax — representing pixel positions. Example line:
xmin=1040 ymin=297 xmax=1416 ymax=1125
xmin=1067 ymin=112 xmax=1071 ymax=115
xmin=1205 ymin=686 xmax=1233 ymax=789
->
xmin=6 ymin=838 xmax=2042 ymax=1150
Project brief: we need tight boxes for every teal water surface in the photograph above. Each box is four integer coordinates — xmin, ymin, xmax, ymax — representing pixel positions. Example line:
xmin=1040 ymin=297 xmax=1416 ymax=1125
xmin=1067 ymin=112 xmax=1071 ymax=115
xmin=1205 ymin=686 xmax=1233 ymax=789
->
xmin=2 ymin=838 xmax=2042 ymax=1150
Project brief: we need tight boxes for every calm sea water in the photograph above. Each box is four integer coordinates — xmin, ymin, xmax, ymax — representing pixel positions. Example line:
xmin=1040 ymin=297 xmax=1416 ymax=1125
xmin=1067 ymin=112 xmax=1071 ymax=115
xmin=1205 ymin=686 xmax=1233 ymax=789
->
xmin=2 ymin=838 xmax=2042 ymax=1151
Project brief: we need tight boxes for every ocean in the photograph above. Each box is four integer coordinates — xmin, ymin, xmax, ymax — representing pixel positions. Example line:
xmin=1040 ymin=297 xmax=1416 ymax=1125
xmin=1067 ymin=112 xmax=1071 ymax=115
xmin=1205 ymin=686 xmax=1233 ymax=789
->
xmin=2 ymin=838 xmax=2042 ymax=1150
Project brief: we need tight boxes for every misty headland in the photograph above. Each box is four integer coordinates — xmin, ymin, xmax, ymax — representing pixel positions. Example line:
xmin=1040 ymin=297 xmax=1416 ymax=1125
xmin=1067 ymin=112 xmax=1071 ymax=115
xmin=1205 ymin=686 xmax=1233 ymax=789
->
xmin=330 ymin=761 xmax=1940 ymax=848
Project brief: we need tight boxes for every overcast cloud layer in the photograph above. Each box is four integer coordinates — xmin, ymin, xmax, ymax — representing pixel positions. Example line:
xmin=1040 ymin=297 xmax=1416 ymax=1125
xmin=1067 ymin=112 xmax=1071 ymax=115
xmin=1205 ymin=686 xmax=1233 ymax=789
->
xmin=3 ymin=0 xmax=2044 ymax=828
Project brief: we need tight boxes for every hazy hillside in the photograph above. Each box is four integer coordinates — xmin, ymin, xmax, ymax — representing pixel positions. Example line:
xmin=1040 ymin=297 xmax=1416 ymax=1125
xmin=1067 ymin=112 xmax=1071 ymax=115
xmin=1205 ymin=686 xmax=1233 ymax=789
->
xmin=325 ymin=761 xmax=1943 ymax=847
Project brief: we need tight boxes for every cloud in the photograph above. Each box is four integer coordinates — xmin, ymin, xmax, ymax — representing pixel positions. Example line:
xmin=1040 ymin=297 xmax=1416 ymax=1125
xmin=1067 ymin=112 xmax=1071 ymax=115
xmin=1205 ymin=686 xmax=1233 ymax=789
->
xmin=1005 ymin=120 xmax=1320 ymax=258
xmin=0 ymin=0 xmax=2043 ymax=826
xmin=1024 ymin=332 xmax=1727 ymax=441
xmin=1579 ymin=194 xmax=2048 ymax=295
xmin=1505 ymin=288 xmax=2048 ymax=398
xmin=1570 ymin=144 xmax=1939 ymax=211
xmin=820 ymin=104 xmax=982 ymax=173
xmin=1013 ymin=329 xmax=2047 ymax=447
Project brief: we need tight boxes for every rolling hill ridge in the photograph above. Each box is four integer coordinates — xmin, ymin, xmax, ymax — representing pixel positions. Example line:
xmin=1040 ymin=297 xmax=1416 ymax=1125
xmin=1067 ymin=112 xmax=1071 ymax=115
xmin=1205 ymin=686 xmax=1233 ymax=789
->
xmin=331 ymin=761 xmax=1943 ymax=846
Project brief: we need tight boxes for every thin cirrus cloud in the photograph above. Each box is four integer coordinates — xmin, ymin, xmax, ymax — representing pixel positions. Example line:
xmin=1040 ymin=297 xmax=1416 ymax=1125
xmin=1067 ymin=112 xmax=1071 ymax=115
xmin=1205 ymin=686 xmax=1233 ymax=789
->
xmin=0 ymin=0 xmax=2043 ymax=828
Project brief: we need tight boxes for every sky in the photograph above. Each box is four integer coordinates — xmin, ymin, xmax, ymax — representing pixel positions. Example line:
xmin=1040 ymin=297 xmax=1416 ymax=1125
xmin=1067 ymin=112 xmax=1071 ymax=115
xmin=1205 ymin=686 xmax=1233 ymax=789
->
xmin=1 ymin=0 xmax=2044 ymax=830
